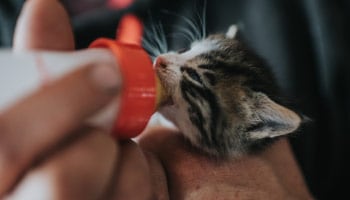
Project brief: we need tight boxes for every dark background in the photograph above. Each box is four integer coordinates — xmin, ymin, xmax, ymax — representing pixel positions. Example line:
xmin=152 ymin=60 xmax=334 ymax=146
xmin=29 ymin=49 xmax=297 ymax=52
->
xmin=1 ymin=0 xmax=349 ymax=199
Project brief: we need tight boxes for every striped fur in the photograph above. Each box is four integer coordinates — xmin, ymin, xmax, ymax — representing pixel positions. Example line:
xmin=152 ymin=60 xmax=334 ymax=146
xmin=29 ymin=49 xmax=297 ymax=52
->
xmin=155 ymin=29 xmax=301 ymax=157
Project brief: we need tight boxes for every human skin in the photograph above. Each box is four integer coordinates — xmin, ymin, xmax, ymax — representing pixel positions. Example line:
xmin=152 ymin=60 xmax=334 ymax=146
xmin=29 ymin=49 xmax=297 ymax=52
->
xmin=140 ymin=126 xmax=314 ymax=200
xmin=0 ymin=0 xmax=314 ymax=199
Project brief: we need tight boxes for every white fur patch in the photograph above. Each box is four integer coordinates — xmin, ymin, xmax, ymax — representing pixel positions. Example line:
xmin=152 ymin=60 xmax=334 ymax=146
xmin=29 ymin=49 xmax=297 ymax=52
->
xmin=226 ymin=25 xmax=238 ymax=39
xmin=184 ymin=39 xmax=219 ymax=60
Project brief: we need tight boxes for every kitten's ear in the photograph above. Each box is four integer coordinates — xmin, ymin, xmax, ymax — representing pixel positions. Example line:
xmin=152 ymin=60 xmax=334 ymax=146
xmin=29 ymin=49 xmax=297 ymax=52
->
xmin=246 ymin=93 xmax=301 ymax=140
xmin=226 ymin=25 xmax=238 ymax=39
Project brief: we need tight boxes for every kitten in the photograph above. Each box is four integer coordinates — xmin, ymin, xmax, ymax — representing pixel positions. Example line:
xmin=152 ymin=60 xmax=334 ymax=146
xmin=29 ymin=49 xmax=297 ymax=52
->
xmin=154 ymin=26 xmax=301 ymax=157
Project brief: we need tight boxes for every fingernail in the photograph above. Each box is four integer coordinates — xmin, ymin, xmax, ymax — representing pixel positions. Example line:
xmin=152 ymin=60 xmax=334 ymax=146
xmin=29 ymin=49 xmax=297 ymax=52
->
xmin=91 ymin=64 xmax=122 ymax=94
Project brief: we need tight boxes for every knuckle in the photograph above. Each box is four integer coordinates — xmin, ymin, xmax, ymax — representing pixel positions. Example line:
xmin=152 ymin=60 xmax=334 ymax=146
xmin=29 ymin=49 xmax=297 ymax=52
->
xmin=0 ymin=121 xmax=20 ymax=171
xmin=0 ymin=118 xmax=26 ymax=188
xmin=86 ymin=129 xmax=118 ymax=155
xmin=0 ymin=140 xmax=21 ymax=175
xmin=0 ymin=145 xmax=22 ymax=192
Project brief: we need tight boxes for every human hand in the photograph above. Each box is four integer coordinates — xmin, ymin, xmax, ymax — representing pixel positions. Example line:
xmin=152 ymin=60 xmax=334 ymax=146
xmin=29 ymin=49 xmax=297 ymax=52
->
xmin=139 ymin=126 xmax=314 ymax=200
xmin=1 ymin=0 xmax=166 ymax=199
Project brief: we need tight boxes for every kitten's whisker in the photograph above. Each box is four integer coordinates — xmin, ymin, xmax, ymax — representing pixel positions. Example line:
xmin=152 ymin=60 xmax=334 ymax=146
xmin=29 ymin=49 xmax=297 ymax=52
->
xmin=147 ymin=23 xmax=163 ymax=54
xmin=161 ymin=10 xmax=201 ymax=41
xmin=143 ymin=31 xmax=158 ymax=51
xmin=194 ymin=0 xmax=206 ymax=40
xmin=201 ymin=0 xmax=207 ymax=39
xmin=150 ymin=21 xmax=165 ymax=54
xmin=143 ymin=29 xmax=158 ymax=56
xmin=168 ymin=33 xmax=193 ymax=44
xmin=144 ymin=12 xmax=169 ymax=56
xmin=156 ymin=22 xmax=168 ymax=53
xmin=150 ymin=55 xmax=157 ymax=61
xmin=176 ymin=27 xmax=197 ymax=43
xmin=165 ymin=24 xmax=197 ymax=43
xmin=142 ymin=37 xmax=161 ymax=57
xmin=195 ymin=10 xmax=203 ymax=39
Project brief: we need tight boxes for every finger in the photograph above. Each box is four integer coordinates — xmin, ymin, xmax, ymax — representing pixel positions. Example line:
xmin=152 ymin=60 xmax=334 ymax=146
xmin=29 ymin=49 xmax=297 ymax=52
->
xmin=0 ymin=63 xmax=121 ymax=196
xmin=13 ymin=0 xmax=75 ymax=51
xmin=142 ymin=151 xmax=169 ymax=200
xmin=139 ymin=127 xmax=201 ymax=199
xmin=109 ymin=141 xmax=154 ymax=200
xmin=5 ymin=128 xmax=118 ymax=200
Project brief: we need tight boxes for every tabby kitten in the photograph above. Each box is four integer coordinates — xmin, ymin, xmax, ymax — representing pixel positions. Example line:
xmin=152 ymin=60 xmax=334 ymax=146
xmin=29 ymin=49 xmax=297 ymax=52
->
xmin=154 ymin=26 xmax=301 ymax=157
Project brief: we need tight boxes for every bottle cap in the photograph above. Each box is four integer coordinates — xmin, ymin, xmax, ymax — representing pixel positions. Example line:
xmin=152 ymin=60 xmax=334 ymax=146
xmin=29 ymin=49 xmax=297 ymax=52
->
xmin=89 ymin=14 xmax=156 ymax=139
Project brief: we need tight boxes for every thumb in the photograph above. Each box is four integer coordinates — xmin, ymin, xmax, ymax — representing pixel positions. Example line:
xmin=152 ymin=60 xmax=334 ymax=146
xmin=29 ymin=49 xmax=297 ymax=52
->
xmin=13 ymin=0 xmax=75 ymax=51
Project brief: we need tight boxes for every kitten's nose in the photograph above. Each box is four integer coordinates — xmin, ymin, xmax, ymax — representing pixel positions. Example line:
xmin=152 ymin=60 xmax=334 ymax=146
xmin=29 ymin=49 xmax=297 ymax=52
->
xmin=154 ymin=56 xmax=167 ymax=69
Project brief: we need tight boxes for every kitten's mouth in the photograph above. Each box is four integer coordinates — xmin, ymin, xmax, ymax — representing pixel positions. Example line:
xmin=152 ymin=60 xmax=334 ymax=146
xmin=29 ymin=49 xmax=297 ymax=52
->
xmin=154 ymin=58 xmax=175 ymax=108
xmin=157 ymin=86 xmax=174 ymax=107
xmin=156 ymin=76 xmax=174 ymax=108
xmin=159 ymin=95 xmax=174 ymax=107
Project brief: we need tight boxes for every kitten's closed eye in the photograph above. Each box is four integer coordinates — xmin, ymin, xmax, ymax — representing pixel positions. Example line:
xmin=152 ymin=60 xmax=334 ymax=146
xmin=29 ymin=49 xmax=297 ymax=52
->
xmin=203 ymin=72 xmax=217 ymax=86
xmin=181 ymin=67 xmax=203 ymax=84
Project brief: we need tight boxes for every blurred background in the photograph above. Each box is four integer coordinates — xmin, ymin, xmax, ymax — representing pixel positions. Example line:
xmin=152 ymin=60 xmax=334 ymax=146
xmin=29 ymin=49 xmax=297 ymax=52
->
xmin=1 ymin=0 xmax=349 ymax=199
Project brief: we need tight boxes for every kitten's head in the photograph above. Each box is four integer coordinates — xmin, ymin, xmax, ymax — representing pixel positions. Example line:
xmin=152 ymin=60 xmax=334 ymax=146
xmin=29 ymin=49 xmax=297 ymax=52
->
xmin=154 ymin=26 xmax=301 ymax=156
